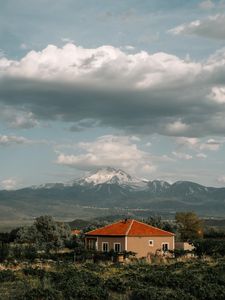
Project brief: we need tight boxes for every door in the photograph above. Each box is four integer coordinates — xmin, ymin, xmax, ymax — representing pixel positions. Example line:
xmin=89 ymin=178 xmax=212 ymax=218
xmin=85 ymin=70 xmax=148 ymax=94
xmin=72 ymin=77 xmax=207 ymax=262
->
xmin=162 ymin=243 xmax=169 ymax=252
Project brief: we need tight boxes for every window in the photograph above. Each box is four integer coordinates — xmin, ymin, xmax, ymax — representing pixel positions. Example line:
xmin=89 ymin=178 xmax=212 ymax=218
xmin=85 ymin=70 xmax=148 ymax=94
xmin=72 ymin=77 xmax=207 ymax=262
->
xmin=114 ymin=243 xmax=121 ymax=252
xmin=149 ymin=240 xmax=154 ymax=246
xmin=87 ymin=239 xmax=97 ymax=250
xmin=102 ymin=242 xmax=109 ymax=252
xmin=162 ymin=243 xmax=169 ymax=252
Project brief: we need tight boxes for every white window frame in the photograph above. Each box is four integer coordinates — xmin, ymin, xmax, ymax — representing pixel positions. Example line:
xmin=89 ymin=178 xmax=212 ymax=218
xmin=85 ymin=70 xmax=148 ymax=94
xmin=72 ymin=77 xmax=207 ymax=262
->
xmin=102 ymin=242 xmax=109 ymax=252
xmin=114 ymin=243 xmax=121 ymax=252
xmin=149 ymin=239 xmax=154 ymax=247
xmin=161 ymin=242 xmax=169 ymax=252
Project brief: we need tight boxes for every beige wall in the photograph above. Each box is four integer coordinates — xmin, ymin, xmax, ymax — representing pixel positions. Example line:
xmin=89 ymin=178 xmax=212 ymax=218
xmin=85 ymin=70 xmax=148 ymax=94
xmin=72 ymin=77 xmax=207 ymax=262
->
xmin=97 ymin=236 xmax=125 ymax=252
xmin=175 ymin=242 xmax=195 ymax=251
xmin=85 ymin=236 xmax=126 ymax=252
xmin=85 ymin=235 xmax=174 ymax=258
xmin=127 ymin=236 xmax=175 ymax=258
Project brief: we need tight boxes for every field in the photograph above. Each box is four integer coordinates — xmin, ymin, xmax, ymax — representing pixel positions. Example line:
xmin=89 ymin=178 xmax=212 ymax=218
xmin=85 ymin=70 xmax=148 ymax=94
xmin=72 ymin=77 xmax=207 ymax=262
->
xmin=1 ymin=258 xmax=225 ymax=299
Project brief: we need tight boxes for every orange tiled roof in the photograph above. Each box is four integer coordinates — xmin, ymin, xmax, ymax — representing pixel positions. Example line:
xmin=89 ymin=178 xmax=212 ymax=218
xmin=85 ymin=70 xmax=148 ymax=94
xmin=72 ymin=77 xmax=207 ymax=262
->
xmin=85 ymin=219 xmax=174 ymax=237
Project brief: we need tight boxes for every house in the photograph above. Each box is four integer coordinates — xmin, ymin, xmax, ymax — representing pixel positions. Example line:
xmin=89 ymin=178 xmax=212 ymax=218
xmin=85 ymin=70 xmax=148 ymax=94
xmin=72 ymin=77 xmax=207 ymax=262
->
xmin=85 ymin=219 xmax=175 ymax=258
xmin=175 ymin=242 xmax=195 ymax=258
xmin=71 ymin=229 xmax=81 ymax=236
xmin=175 ymin=242 xmax=195 ymax=252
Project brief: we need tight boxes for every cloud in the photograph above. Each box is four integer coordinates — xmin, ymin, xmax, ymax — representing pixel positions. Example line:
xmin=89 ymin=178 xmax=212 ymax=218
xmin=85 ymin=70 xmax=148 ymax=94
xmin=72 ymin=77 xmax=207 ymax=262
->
xmin=0 ymin=134 xmax=48 ymax=146
xmin=121 ymin=45 xmax=135 ymax=51
xmin=172 ymin=151 xmax=193 ymax=160
xmin=61 ymin=37 xmax=74 ymax=44
xmin=0 ymin=43 xmax=225 ymax=137
xmin=199 ymin=0 xmax=215 ymax=10
xmin=165 ymin=119 xmax=190 ymax=136
xmin=56 ymin=135 xmax=157 ymax=175
xmin=196 ymin=153 xmax=207 ymax=159
xmin=0 ymin=178 xmax=18 ymax=190
xmin=20 ymin=43 xmax=29 ymax=50
xmin=0 ymin=134 xmax=31 ymax=146
xmin=69 ymin=119 xmax=100 ymax=132
xmin=169 ymin=14 xmax=225 ymax=40
xmin=175 ymin=137 xmax=223 ymax=151
xmin=209 ymin=86 xmax=225 ymax=103
xmin=0 ymin=105 xmax=39 ymax=129
xmin=217 ymin=175 xmax=225 ymax=184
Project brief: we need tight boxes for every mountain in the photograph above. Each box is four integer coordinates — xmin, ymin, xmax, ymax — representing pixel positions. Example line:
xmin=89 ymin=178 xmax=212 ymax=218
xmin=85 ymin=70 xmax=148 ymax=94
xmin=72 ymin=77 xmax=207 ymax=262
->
xmin=1 ymin=167 xmax=225 ymax=223
xmin=74 ymin=167 xmax=148 ymax=190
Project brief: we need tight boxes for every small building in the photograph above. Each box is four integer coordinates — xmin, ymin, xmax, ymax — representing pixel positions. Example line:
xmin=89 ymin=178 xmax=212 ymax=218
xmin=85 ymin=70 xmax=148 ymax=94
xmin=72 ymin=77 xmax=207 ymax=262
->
xmin=175 ymin=242 xmax=195 ymax=252
xmin=71 ymin=229 xmax=81 ymax=236
xmin=85 ymin=219 xmax=175 ymax=258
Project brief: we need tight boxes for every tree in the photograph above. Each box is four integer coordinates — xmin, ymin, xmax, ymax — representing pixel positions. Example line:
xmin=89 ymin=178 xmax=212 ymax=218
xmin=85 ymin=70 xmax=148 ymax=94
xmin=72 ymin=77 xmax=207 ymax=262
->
xmin=16 ymin=225 xmax=40 ymax=244
xmin=17 ymin=216 xmax=71 ymax=252
xmin=146 ymin=216 xmax=175 ymax=233
xmin=175 ymin=212 xmax=203 ymax=241
xmin=146 ymin=216 xmax=163 ymax=229
xmin=0 ymin=242 xmax=9 ymax=262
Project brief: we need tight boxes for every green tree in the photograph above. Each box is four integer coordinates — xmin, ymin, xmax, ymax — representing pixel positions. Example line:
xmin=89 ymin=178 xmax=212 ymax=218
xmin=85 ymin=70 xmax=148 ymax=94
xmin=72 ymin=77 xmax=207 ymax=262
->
xmin=146 ymin=216 xmax=163 ymax=228
xmin=17 ymin=216 xmax=71 ymax=252
xmin=175 ymin=212 xmax=203 ymax=241
xmin=0 ymin=242 xmax=9 ymax=262
xmin=16 ymin=225 xmax=39 ymax=244
xmin=146 ymin=216 xmax=175 ymax=232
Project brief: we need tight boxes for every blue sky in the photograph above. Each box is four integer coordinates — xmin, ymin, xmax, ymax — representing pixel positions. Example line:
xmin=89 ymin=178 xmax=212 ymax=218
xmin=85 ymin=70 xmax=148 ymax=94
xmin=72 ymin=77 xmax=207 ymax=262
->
xmin=1 ymin=0 xmax=225 ymax=189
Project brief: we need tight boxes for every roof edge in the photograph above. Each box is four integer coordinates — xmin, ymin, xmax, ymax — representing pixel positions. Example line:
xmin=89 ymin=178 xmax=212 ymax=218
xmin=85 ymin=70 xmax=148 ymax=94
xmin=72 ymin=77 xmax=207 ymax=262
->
xmin=130 ymin=219 xmax=175 ymax=236
xmin=84 ymin=219 xmax=131 ymax=236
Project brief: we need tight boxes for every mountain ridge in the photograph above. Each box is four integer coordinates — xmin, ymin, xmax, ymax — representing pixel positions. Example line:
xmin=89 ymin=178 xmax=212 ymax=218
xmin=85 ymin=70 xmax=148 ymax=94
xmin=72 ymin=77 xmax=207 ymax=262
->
xmin=1 ymin=167 xmax=225 ymax=220
xmin=26 ymin=167 xmax=220 ymax=192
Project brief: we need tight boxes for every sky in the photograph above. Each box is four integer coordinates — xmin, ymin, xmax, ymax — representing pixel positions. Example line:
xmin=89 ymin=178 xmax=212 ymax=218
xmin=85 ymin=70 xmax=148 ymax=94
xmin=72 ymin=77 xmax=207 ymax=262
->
xmin=1 ymin=0 xmax=225 ymax=189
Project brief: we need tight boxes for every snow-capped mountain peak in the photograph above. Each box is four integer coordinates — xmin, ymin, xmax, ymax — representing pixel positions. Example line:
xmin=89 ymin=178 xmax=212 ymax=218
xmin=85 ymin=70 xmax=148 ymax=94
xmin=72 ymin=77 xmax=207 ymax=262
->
xmin=75 ymin=167 xmax=146 ymax=188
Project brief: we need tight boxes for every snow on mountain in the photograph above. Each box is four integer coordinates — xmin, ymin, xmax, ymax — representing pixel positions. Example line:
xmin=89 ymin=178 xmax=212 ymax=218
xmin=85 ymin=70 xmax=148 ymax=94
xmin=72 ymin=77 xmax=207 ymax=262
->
xmin=31 ymin=183 xmax=64 ymax=190
xmin=30 ymin=167 xmax=213 ymax=196
xmin=148 ymin=180 xmax=171 ymax=193
xmin=30 ymin=167 xmax=173 ymax=193
xmin=75 ymin=167 xmax=147 ymax=189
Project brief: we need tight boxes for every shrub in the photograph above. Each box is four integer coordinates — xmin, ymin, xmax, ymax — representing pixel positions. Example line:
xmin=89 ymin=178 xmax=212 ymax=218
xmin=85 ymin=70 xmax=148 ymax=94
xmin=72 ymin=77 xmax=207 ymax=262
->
xmin=0 ymin=270 xmax=15 ymax=282
xmin=0 ymin=242 xmax=9 ymax=262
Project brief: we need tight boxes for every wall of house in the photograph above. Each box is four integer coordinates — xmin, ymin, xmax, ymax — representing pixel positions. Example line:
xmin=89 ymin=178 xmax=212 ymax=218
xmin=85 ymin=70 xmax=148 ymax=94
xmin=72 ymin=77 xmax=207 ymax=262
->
xmin=127 ymin=236 xmax=175 ymax=258
xmin=175 ymin=242 xmax=195 ymax=251
xmin=96 ymin=236 xmax=126 ymax=252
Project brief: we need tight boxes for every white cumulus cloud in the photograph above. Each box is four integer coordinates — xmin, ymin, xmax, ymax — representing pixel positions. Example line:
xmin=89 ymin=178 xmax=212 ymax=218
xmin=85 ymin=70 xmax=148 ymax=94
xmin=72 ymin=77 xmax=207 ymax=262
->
xmin=56 ymin=135 xmax=157 ymax=175
xmin=0 ymin=43 xmax=225 ymax=137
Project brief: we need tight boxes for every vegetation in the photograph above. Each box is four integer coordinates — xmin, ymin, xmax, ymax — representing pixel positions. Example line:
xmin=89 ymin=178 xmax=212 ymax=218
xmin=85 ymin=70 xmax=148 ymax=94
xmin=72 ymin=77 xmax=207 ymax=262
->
xmin=175 ymin=212 xmax=203 ymax=240
xmin=1 ymin=213 xmax=225 ymax=299
xmin=17 ymin=216 xmax=71 ymax=252
xmin=0 ymin=259 xmax=225 ymax=299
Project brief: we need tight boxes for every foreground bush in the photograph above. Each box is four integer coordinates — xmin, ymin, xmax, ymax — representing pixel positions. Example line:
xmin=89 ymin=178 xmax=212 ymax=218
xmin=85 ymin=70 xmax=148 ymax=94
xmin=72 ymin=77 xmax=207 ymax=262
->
xmin=1 ymin=259 xmax=225 ymax=299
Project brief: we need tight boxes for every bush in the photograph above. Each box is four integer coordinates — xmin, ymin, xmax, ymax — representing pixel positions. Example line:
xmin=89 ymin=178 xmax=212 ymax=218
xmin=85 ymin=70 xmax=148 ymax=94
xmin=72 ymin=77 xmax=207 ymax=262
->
xmin=24 ymin=245 xmax=37 ymax=261
xmin=20 ymin=287 xmax=61 ymax=300
xmin=104 ymin=276 xmax=126 ymax=293
xmin=0 ymin=242 xmax=9 ymax=262
xmin=0 ymin=270 xmax=15 ymax=282
xmin=193 ymin=239 xmax=225 ymax=257
xmin=131 ymin=287 xmax=195 ymax=300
